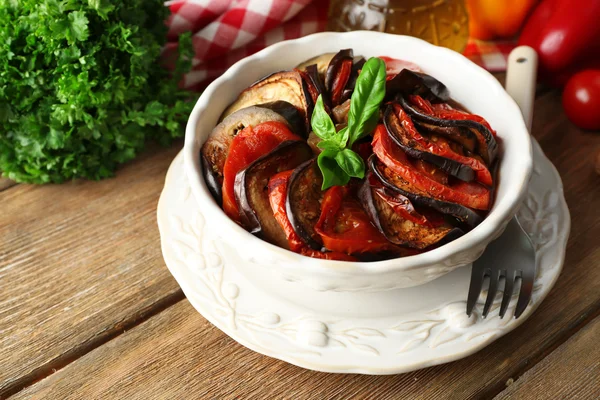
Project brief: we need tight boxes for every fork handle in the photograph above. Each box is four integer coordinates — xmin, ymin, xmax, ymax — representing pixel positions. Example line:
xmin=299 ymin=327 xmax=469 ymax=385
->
xmin=505 ymin=46 xmax=538 ymax=132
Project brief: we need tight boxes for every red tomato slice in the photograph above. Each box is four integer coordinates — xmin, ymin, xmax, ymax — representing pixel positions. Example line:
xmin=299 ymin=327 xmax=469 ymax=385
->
xmin=409 ymin=95 xmax=497 ymax=137
xmin=268 ymin=170 xmax=305 ymax=252
xmin=379 ymin=56 xmax=422 ymax=80
xmin=268 ymin=171 xmax=357 ymax=261
xmin=393 ymin=104 xmax=493 ymax=186
xmin=315 ymin=186 xmax=396 ymax=254
xmin=372 ymin=124 xmax=491 ymax=210
xmin=330 ymin=59 xmax=352 ymax=105
xmin=222 ymin=121 xmax=301 ymax=221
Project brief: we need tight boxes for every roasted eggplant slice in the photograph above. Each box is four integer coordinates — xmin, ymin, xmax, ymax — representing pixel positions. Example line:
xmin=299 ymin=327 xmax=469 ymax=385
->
xmin=359 ymin=175 xmax=464 ymax=249
xmin=332 ymin=99 xmax=351 ymax=124
xmin=383 ymin=105 xmax=476 ymax=182
xmin=258 ymin=101 xmax=306 ymax=137
xmin=221 ymin=71 xmax=312 ymax=128
xmin=386 ymin=69 xmax=450 ymax=103
xmin=398 ymin=95 xmax=498 ymax=165
xmin=201 ymin=153 xmax=222 ymax=206
xmin=340 ymin=57 xmax=366 ymax=103
xmin=296 ymin=52 xmax=336 ymax=76
xmin=201 ymin=105 xmax=295 ymax=190
xmin=286 ymin=159 xmax=324 ymax=250
xmin=368 ymin=155 xmax=483 ymax=228
xmin=325 ymin=49 xmax=354 ymax=105
xmin=234 ymin=141 xmax=312 ymax=248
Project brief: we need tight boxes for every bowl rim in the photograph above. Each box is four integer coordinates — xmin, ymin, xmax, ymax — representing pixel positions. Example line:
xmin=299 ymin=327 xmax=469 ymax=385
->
xmin=183 ymin=31 xmax=533 ymax=276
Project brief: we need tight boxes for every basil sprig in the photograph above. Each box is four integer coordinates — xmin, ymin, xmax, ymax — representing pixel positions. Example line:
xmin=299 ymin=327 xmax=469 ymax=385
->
xmin=311 ymin=57 xmax=386 ymax=190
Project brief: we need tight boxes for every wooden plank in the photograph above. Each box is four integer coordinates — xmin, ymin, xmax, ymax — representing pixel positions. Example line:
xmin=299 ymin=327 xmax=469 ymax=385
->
xmin=0 ymin=177 xmax=17 ymax=192
xmin=9 ymin=90 xmax=600 ymax=399
xmin=494 ymin=316 xmax=600 ymax=400
xmin=0 ymin=143 xmax=185 ymax=397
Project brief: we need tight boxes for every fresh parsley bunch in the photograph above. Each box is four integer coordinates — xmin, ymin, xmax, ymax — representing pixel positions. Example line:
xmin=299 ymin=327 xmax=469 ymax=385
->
xmin=0 ymin=0 xmax=195 ymax=183
xmin=311 ymin=57 xmax=386 ymax=190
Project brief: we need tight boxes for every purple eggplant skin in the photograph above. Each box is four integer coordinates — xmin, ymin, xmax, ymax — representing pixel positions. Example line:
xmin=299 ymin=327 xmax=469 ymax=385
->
xmin=234 ymin=141 xmax=312 ymax=249
xmin=397 ymin=95 xmax=498 ymax=165
xmin=221 ymin=70 xmax=313 ymax=129
xmin=368 ymin=155 xmax=483 ymax=229
xmin=386 ymin=69 xmax=450 ymax=103
xmin=413 ymin=120 xmax=478 ymax=154
xmin=258 ymin=100 xmax=307 ymax=137
xmin=340 ymin=57 xmax=366 ymax=103
xmin=201 ymin=153 xmax=223 ymax=206
xmin=305 ymin=64 xmax=330 ymax=109
xmin=358 ymin=175 xmax=464 ymax=249
xmin=286 ymin=159 xmax=324 ymax=251
xmin=295 ymin=52 xmax=336 ymax=76
xmin=324 ymin=49 xmax=354 ymax=93
xmin=383 ymin=105 xmax=476 ymax=182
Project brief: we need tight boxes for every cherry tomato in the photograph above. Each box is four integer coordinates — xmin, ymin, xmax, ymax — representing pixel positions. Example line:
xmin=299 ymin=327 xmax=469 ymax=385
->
xmin=562 ymin=70 xmax=600 ymax=130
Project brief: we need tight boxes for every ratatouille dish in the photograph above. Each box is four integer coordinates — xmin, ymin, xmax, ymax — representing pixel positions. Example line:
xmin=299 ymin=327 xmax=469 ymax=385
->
xmin=201 ymin=49 xmax=499 ymax=262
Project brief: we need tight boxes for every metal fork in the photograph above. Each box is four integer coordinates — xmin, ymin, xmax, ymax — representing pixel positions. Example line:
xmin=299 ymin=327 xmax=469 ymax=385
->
xmin=466 ymin=217 xmax=536 ymax=318
xmin=466 ymin=46 xmax=538 ymax=319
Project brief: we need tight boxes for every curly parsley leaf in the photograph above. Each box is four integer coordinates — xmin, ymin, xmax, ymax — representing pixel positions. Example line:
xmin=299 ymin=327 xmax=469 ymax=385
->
xmin=0 ymin=0 xmax=196 ymax=183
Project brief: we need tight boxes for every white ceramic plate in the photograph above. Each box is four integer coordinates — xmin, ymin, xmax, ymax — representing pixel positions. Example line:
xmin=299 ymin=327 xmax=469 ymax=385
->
xmin=158 ymin=140 xmax=569 ymax=374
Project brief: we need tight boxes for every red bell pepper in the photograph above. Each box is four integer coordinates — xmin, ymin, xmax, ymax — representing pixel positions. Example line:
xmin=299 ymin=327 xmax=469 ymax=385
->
xmin=222 ymin=121 xmax=301 ymax=221
xmin=268 ymin=171 xmax=357 ymax=261
xmin=518 ymin=0 xmax=600 ymax=86
xmin=372 ymin=124 xmax=491 ymax=210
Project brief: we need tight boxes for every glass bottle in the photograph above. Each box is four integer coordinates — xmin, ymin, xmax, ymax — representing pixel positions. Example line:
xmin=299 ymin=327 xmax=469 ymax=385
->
xmin=328 ymin=0 xmax=469 ymax=53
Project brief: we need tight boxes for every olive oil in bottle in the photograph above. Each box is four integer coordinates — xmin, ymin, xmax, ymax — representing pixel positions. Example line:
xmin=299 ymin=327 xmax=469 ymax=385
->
xmin=328 ymin=0 xmax=469 ymax=53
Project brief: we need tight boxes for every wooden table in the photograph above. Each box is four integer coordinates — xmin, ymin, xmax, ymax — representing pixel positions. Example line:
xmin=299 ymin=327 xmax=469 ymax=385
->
xmin=1 ymin=76 xmax=599 ymax=400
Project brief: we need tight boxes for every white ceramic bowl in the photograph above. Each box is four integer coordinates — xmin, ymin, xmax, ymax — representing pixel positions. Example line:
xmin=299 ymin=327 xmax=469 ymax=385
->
xmin=183 ymin=31 xmax=532 ymax=292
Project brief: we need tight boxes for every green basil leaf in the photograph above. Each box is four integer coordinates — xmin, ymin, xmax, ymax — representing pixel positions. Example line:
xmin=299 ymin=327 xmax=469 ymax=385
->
xmin=316 ymin=139 xmax=341 ymax=151
xmin=334 ymin=148 xmax=365 ymax=179
xmin=318 ymin=149 xmax=351 ymax=190
xmin=311 ymin=94 xmax=336 ymax=141
xmin=346 ymin=57 xmax=386 ymax=146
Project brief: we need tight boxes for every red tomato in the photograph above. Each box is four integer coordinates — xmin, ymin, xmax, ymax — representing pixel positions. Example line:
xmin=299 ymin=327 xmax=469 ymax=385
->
xmin=372 ymin=124 xmax=491 ymax=210
xmin=222 ymin=121 xmax=301 ymax=221
xmin=267 ymin=170 xmax=305 ymax=252
xmin=378 ymin=56 xmax=421 ymax=79
xmin=268 ymin=171 xmax=358 ymax=261
xmin=330 ymin=59 xmax=352 ymax=105
xmin=315 ymin=186 xmax=395 ymax=254
xmin=393 ymin=104 xmax=493 ymax=186
xmin=409 ymin=95 xmax=497 ymax=137
xmin=562 ymin=70 xmax=600 ymax=130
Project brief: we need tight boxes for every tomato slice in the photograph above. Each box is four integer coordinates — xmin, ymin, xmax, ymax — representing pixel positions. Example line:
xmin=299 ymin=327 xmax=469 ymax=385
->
xmin=330 ymin=59 xmax=353 ymax=105
xmin=222 ymin=121 xmax=301 ymax=221
xmin=268 ymin=171 xmax=357 ymax=261
xmin=379 ymin=56 xmax=422 ymax=80
xmin=409 ymin=95 xmax=497 ymax=138
xmin=268 ymin=170 xmax=305 ymax=252
xmin=393 ymin=104 xmax=493 ymax=186
xmin=315 ymin=186 xmax=396 ymax=254
xmin=372 ymin=124 xmax=491 ymax=210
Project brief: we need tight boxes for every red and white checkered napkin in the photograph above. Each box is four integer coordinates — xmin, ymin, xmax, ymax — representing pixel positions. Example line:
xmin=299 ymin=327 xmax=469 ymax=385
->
xmin=165 ymin=0 xmax=328 ymax=90
xmin=164 ymin=0 xmax=515 ymax=90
